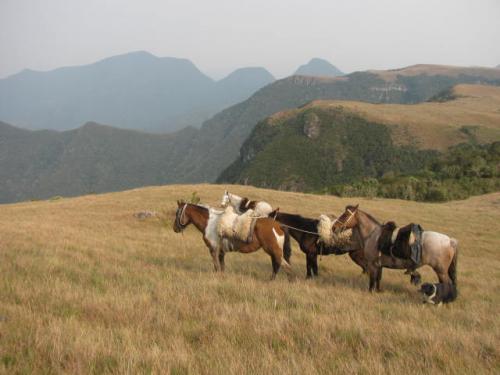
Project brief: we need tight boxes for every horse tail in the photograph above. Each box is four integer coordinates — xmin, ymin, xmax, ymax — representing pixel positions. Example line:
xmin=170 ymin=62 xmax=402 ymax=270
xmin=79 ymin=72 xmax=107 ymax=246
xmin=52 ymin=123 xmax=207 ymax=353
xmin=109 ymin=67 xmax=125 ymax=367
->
xmin=283 ymin=228 xmax=292 ymax=264
xmin=449 ymin=238 xmax=458 ymax=287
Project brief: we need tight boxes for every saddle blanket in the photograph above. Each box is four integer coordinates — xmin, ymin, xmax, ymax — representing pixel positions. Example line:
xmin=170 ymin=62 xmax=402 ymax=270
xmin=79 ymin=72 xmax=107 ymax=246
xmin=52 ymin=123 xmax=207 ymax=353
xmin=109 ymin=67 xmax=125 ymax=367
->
xmin=217 ymin=206 xmax=257 ymax=243
xmin=317 ymin=214 xmax=353 ymax=250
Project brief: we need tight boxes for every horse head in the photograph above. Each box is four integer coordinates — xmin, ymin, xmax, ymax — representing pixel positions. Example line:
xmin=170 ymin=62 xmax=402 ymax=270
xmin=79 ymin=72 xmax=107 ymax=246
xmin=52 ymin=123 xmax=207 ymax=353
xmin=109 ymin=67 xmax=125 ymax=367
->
xmin=173 ymin=200 xmax=189 ymax=233
xmin=333 ymin=204 xmax=359 ymax=229
xmin=221 ymin=190 xmax=230 ymax=207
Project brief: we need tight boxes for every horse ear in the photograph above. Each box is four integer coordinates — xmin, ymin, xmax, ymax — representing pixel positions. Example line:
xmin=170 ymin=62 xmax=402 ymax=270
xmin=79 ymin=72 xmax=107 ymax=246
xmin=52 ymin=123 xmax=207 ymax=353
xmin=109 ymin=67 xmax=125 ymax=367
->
xmin=354 ymin=204 xmax=359 ymax=210
xmin=177 ymin=200 xmax=181 ymax=206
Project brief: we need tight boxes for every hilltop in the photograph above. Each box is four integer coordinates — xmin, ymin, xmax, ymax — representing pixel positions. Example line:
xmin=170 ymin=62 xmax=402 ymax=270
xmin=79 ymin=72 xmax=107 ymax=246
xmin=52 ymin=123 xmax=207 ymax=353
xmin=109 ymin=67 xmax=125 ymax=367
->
xmin=266 ymin=84 xmax=500 ymax=150
xmin=0 ymin=184 xmax=498 ymax=373
xmin=294 ymin=58 xmax=344 ymax=77
xmin=218 ymin=84 xmax=500 ymax=198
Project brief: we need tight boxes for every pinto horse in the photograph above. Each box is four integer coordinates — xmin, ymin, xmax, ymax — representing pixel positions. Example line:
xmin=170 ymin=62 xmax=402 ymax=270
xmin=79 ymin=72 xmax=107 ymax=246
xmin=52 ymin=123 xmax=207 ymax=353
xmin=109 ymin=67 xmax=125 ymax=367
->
xmin=270 ymin=211 xmax=367 ymax=278
xmin=173 ymin=201 xmax=295 ymax=280
xmin=221 ymin=191 xmax=273 ymax=216
xmin=333 ymin=205 xmax=459 ymax=292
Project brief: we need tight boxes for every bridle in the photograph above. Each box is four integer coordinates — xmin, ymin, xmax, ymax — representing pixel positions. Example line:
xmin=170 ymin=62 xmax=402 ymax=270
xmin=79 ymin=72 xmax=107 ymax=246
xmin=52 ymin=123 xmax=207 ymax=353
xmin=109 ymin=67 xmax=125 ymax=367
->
xmin=335 ymin=208 xmax=356 ymax=230
xmin=175 ymin=203 xmax=189 ymax=230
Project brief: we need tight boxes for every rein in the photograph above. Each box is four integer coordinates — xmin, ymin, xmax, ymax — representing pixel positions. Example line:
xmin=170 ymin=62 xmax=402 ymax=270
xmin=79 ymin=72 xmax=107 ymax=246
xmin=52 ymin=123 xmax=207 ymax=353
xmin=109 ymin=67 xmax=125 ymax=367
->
xmin=278 ymin=223 xmax=320 ymax=236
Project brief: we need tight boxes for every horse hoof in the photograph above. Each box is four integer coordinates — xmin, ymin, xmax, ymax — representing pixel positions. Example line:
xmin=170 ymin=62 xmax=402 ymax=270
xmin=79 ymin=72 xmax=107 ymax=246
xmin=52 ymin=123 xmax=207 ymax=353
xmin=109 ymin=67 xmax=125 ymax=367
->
xmin=411 ymin=274 xmax=422 ymax=285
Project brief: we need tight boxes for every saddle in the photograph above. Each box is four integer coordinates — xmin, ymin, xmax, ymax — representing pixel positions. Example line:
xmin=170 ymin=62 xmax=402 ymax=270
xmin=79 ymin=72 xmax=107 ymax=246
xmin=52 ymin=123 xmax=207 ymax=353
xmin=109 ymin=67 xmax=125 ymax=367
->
xmin=317 ymin=215 xmax=354 ymax=254
xmin=217 ymin=206 xmax=258 ymax=243
xmin=378 ymin=221 xmax=424 ymax=266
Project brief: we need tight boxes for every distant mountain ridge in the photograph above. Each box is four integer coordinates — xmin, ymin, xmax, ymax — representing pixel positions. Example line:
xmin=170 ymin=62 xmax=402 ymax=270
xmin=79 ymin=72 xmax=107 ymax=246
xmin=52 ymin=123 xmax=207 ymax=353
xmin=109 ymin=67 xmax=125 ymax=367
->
xmin=2 ymin=64 xmax=500 ymax=203
xmin=294 ymin=58 xmax=344 ymax=77
xmin=0 ymin=51 xmax=275 ymax=132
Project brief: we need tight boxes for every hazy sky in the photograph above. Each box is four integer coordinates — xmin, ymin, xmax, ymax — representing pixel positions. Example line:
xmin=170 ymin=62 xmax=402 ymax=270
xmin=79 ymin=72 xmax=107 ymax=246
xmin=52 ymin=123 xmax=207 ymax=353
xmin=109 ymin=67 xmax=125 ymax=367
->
xmin=1 ymin=0 xmax=499 ymax=79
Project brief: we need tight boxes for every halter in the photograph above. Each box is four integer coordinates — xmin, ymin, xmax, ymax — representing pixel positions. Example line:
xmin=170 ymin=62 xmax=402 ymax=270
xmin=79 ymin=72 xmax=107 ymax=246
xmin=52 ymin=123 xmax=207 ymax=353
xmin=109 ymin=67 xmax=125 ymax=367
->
xmin=336 ymin=208 xmax=356 ymax=229
xmin=176 ymin=203 xmax=189 ymax=230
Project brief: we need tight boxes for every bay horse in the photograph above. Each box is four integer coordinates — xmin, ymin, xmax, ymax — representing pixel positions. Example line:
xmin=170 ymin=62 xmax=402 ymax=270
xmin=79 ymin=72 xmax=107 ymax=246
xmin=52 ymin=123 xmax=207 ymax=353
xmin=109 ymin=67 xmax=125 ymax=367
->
xmin=221 ymin=191 xmax=273 ymax=216
xmin=270 ymin=211 xmax=367 ymax=278
xmin=334 ymin=205 xmax=458 ymax=292
xmin=173 ymin=201 xmax=295 ymax=280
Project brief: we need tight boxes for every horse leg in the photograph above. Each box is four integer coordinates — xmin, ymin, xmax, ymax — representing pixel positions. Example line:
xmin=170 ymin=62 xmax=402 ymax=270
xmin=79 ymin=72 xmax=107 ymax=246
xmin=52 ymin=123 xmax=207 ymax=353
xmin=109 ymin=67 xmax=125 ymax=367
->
xmin=376 ymin=267 xmax=383 ymax=292
xmin=218 ymin=251 xmax=226 ymax=272
xmin=435 ymin=267 xmax=451 ymax=284
xmin=410 ymin=271 xmax=421 ymax=285
xmin=312 ymin=253 xmax=319 ymax=277
xmin=268 ymin=242 xmax=295 ymax=282
xmin=270 ymin=255 xmax=280 ymax=280
xmin=367 ymin=263 xmax=378 ymax=292
xmin=210 ymin=246 xmax=221 ymax=272
xmin=305 ymin=253 xmax=313 ymax=279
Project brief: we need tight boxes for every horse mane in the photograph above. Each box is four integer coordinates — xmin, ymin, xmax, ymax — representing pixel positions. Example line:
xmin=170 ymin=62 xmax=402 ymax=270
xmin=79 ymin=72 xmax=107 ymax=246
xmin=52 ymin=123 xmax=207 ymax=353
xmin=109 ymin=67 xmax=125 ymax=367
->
xmin=358 ymin=209 xmax=381 ymax=225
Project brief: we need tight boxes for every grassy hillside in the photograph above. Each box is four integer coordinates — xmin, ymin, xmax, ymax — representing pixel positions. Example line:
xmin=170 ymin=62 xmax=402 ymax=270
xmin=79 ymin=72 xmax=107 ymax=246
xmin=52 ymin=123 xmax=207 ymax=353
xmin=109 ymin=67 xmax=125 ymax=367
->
xmin=299 ymin=84 xmax=500 ymax=150
xmin=218 ymin=84 xmax=500 ymax=199
xmin=0 ymin=184 xmax=498 ymax=374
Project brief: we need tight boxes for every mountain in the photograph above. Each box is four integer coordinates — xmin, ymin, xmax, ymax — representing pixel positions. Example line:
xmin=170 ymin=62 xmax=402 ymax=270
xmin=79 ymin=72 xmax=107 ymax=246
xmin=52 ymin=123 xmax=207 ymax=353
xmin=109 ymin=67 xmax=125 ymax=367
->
xmin=294 ymin=58 xmax=344 ymax=77
xmin=217 ymin=84 xmax=500 ymax=199
xmin=0 ymin=120 xmax=199 ymax=203
xmin=0 ymin=51 xmax=274 ymax=132
xmin=2 ymin=65 xmax=500 ymax=203
xmin=171 ymin=64 xmax=500 ymax=185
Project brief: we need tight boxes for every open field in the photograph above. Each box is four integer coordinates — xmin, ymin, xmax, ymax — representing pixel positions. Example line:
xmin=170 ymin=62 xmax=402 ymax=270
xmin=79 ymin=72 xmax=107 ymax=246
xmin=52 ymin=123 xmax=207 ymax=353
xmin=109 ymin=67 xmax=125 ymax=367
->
xmin=0 ymin=184 xmax=499 ymax=374
xmin=269 ymin=84 xmax=500 ymax=150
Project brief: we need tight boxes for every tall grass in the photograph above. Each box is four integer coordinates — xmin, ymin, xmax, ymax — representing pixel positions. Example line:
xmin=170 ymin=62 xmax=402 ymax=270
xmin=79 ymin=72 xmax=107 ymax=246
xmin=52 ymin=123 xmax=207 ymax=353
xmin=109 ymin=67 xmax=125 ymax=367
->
xmin=0 ymin=184 xmax=499 ymax=374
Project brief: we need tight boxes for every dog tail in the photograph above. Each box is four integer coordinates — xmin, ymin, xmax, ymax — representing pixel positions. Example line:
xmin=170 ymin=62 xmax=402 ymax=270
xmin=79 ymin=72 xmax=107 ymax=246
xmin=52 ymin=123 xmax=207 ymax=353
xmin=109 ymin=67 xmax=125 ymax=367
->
xmin=449 ymin=238 xmax=458 ymax=287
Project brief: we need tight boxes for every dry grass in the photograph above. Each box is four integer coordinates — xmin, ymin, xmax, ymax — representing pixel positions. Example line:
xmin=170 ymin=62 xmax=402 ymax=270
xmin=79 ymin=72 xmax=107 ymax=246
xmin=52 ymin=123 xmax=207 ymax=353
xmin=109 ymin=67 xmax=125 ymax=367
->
xmin=271 ymin=84 xmax=500 ymax=150
xmin=1 ymin=184 xmax=499 ymax=374
xmin=369 ymin=64 xmax=500 ymax=82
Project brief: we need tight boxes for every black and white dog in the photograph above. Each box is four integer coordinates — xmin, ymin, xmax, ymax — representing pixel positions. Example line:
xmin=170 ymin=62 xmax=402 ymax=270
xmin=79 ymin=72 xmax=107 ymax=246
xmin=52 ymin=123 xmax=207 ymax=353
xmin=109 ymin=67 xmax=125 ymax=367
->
xmin=420 ymin=282 xmax=457 ymax=305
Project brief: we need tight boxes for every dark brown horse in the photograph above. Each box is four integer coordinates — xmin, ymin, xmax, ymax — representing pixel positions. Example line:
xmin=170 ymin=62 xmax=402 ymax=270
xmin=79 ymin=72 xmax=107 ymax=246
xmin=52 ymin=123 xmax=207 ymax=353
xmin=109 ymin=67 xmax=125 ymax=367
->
xmin=270 ymin=211 xmax=367 ymax=278
xmin=334 ymin=205 xmax=458 ymax=292
xmin=173 ymin=201 xmax=295 ymax=280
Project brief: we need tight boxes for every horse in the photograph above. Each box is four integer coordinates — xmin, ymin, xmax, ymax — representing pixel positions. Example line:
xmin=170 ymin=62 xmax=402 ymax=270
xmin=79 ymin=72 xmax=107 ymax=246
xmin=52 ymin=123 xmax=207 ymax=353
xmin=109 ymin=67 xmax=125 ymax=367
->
xmin=221 ymin=190 xmax=273 ymax=216
xmin=173 ymin=201 xmax=295 ymax=280
xmin=269 ymin=210 xmax=367 ymax=278
xmin=333 ymin=205 xmax=459 ymax=292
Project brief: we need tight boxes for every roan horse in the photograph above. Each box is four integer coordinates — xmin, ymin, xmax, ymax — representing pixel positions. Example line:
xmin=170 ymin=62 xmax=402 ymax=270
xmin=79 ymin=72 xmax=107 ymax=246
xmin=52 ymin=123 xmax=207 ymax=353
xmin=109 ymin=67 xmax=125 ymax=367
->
xmin=270 ymin=210 xmax=367 ymax=278
xmin=334 ymin=205 xmax=458 ymax=292
xmin=173 ymin=201 xmax=295 ymax=280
